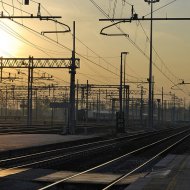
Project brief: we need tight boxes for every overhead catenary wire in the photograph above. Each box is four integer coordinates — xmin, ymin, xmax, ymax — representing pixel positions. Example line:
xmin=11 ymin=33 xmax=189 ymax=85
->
xmin=0 ymin=21 xmax=52 ymax=58
xmin=106 ymin=0 xmax=180 ymax=84
xmin=0 ymin=0 xmax=183 ymax=89
xmin=77 ymin=72 xmax=109 ymax=84
xmin=0 ymin=0 xmax=186 ymax=96
xmin=0 ymin=27 xmax=70 ymax=85
xmin=10 ymin=17 xmax=133 ymax=82
xmin=12 ymin=18 xmax=122 ymax=82
xmin=0 ymin=24 xmax=109 ymax=85
xmin=0 ymin=0 xmax=31 ymax=15
xmin=0 ymin=0 xmax=159 ymax=87
xmin=143 ymin=0 xmax=177 ymax=17
xmin=89 ymin=0 xmax=187 ymax=95
xmin=0 ymin=0 xmax=143 ymax=84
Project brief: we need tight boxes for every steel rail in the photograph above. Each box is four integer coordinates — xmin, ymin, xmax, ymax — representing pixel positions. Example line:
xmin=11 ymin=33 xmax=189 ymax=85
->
xmin=102 ymin=133 xmax=190 ymax=190
xmin=0 ymin=129 xmax=173 ymax=165
xmin=0 ymin=129 xmax=170 ymax=168
xmin=38 ymin=128 xmax=190 ymax=190
xmin=0 ymin=130 xmax=182 ymax=171
xmin=0 ymin=132 xmax=141 ymax=162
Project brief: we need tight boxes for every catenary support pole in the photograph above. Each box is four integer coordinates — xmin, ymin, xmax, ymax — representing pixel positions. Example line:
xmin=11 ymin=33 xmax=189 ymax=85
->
xmin=69 ymin=21 xmax=76 ymax=134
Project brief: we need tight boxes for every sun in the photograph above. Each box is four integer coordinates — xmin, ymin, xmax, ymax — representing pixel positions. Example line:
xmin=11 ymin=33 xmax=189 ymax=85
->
xmin=0 ymin=29 xmax=19 ymax=57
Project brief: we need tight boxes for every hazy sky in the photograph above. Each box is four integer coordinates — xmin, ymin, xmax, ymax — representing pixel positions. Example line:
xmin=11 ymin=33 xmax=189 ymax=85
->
xmin=1 ymin=0 xmax=190 ymax=102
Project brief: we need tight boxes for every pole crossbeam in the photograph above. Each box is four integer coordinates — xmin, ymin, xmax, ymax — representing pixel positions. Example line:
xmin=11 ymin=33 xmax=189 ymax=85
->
xmin=86 ymin=89 xmax=146 ymax=95
xmin=0 ymin=16 xmax=61 ymax=19
xmin=0 ymin=85 xmax=70 ymax=91
xmin=0 ymin=58 xmax=80 ymax=68
xmin=0 ymin=87 xmax=145 ymax=96
xmin=99 ymin=17 xmax=190 ymax=22
xmin=79 ymin=84 xmax=130 ymax=89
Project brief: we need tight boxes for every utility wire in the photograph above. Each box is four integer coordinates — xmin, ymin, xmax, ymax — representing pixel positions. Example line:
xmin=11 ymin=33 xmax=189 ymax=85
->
xmin=143 ymin=0 xmax=177 ymax=17
xmin=11 ymin=19 xmax=124 ymax=81
xmin=78 ymin=72 xmax=108 ymax=84
xmin=0 ymin=21 xmax=52 ymax=58
xmin=0 ymin=0 xmax=179 ymax=87
xmin=0 ymin=27 xmax=69 ymax=85
xmin=2 ymin=0 xmax=144 ymax=84
xmin=2 ymin=0 xmax=122 ymax=79
xmin=89 ymin=0 xmax=187 ymax=94
xmin=0 ymin=0 xmax=30 ymax=15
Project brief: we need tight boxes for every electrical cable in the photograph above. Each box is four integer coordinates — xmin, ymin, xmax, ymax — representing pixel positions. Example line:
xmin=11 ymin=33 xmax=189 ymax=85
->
xmin=78 ymin=72 xmax=108 ymax=84
xmin=89 ymin=0 xmax=187 ymax=95
xmin=0 ymin=0 xmax=146 ymax=86
xmin=1 ymin=0 xmax=10 ymax=16
xmin=0 ymin=29 xmax=69 ymax=83
xmin=3 ymin=0 xmax=124 ymax=81
xmin=13 ymin=19 xmax=122 ymax=82
xmin=12 ymin=0 xmax=15 ymax=16
xmin=112 ymin=0 xmax=117 ymax=19
xmin=143 ymin=0 xmax=177 ymax=17
xmin=0 ymin=21 xmax=52 ymax=58
xmin=0 ymin=0 xmax=30 ymax=15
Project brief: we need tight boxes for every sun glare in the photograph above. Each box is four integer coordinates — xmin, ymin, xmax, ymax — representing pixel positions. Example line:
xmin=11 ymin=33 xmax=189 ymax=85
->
xmin=0 ymin=29 xmax=19 ymax=57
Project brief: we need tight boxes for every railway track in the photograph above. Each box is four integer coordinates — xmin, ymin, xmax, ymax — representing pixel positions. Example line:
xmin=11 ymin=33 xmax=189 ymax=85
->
xmin=0 ymin=128 xmax=175 ymax=168
xmin=33 ymin=127 xmax=190 ymax=190
xmin=0 ymin=122 xmax=114 ymax=135
xmin=0 ymin=127 xmax=188 ymax=190
xmin=0 ymin=125 xmax=63 ymax=134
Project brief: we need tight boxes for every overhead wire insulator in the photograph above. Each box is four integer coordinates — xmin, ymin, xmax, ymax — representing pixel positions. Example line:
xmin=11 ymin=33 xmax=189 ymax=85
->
xmin=131 ymin=5 xmax=134 ymax=17
xmin=37 ymin=3 xmax=41 ymax=17
xmin=131 ymin=5 xmax=138 ymax=20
